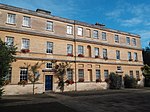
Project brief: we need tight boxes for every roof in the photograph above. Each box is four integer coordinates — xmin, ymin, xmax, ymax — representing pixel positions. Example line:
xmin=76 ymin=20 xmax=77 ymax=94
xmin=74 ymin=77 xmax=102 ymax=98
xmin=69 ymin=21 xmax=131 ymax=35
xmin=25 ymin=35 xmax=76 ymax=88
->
xmin=0 ymin=3 xmax=140 ymax=38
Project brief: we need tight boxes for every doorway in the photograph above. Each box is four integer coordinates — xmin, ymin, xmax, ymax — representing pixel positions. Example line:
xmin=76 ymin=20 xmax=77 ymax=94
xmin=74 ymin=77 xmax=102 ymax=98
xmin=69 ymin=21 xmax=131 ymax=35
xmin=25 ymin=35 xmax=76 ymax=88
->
xmin=45 ymin=75 xmax=53 ymax=91
xmin=88 ymin=69 xmax=92 ymax=81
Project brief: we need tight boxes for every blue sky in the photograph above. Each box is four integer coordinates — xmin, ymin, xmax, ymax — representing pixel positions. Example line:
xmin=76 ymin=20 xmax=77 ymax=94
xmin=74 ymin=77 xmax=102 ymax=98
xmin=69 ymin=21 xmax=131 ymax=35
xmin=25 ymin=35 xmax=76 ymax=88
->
xmin=0 ymin=0 xmax=150 ymax=48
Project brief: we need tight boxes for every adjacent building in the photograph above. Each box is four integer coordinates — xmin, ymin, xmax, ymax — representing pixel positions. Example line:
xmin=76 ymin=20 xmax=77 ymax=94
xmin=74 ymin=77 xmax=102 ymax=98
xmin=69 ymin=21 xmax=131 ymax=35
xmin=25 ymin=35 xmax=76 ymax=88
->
xmin=0 ymin=4 xmax=143 ymax=95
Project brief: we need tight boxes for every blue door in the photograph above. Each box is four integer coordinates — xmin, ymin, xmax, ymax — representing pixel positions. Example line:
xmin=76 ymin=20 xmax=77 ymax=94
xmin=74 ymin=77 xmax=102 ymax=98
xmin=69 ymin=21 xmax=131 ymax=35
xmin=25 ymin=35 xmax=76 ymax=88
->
xmin=45 ymin=75 xmax=53 ymax=90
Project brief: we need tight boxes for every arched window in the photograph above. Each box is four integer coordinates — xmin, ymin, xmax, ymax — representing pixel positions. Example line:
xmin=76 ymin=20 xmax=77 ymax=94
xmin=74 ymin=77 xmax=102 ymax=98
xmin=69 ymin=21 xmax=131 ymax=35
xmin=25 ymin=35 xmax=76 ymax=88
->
xmin=87 ymin=45 xmax=91 ymax=57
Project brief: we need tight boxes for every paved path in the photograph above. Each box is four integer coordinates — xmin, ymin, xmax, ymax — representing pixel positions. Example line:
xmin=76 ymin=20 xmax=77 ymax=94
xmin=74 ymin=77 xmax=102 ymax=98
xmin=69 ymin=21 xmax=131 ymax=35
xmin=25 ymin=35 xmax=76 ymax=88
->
xmin=1 ymin=88 xmax=150 ymax=112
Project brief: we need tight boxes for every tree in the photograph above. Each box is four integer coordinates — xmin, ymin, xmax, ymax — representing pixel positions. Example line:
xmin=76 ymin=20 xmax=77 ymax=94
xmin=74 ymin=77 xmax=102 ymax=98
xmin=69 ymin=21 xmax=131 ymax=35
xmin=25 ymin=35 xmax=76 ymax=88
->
xmin=123 ymin=75 xmax=137 ymax=88
xmin=52 ymin=61 xmax=71 ymax=92
xmin=141 ymin=64 xmax=150 ymax=87
xmin=23 ymin=62 xmax=44 ymax=94
xmin=109 ymin=72 xmax=122 ymax=89
xmin=0 ymin=39 xmax=17 ymax=98
xmin=142 ymin=43 xmax=150 ymax=66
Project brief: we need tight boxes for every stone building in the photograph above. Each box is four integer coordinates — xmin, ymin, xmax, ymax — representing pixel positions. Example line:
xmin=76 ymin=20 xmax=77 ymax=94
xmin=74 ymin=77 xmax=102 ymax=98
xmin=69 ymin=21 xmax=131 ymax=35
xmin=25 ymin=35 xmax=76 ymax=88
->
xmin=0 ymin=4 xmax=143 ymax=95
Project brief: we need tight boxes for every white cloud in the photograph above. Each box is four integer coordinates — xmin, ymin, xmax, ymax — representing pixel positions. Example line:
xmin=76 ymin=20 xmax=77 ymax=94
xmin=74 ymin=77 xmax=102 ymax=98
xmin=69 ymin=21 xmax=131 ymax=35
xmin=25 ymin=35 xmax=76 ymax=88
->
xmin=105 ymin=2 xmax=150 ymax=27
xmin=105 ymin=9 xmax=123 ymax=18
xmin=120 ymin=18 xmax=142 ymax=27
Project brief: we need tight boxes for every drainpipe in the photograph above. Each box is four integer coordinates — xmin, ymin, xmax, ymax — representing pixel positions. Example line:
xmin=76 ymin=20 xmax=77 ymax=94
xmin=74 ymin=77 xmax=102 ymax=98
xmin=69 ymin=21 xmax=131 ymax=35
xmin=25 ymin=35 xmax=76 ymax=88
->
xmin=74 ymin=20 xmax=77 ymax=91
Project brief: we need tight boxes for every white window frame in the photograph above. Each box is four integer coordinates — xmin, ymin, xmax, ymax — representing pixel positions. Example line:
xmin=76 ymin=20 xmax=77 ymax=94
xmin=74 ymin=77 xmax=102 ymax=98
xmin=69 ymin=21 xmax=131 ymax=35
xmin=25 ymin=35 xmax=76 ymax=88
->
xmin=104 ymin=70 xmax=109 ymax=79
xmin=103 ymin=49 xmax=107 ymax=58
xmin=130 ymin=71 xmax=133 ymax=78
xmin=78 ymin=45 xmax=84 ymax=55
xmin=20 ymin=68 xmax=28 ymax=81
xmin=7 ymin=13 xmax=16 ymax=24
xmin=96 ymin=70 xmax=101 ymax=79
xmin=67 ymin=25 xmax=73 ymax=34
xmin=102 ymin=32 xmax=106 ymax=40
xmin=78 ymin=69 xmax=84 ymax=79
xmin=78 ymin=27 xmax=83 ymax=36
xmin=46 ymin=21 xmax=53 ymax=31
xmin=115 ymin=35 xmax=119 ymax=43
xmin=126 ymin=37 xmax=130 ymax=45
xmin=134 ymin=52 xmax=138 ymax=61
xmin=95 ymin=47 xmax=99 ymax=56
xmin=23 ymin=16 xmax=31 ymax=27
xmin=5 ymin=36 xmax=14 ymax=46
xmin=93 ymin=30 xmax=98 ymax=39
xmin=46 ymin=62 xmax=53 ymax=69
xmin=46 ymin=42 xmax=53 ymax=54
xmin=67 ymin=69 xmax=73 ymax=80
xmin=132 ymin=38 xmax=136 ymax=46
xmin=116 ymin=50 xmax=120 ymax=60
xmin=22 ymin=38 xmax=29 ymax=49
xmin=67 ymin=44 xmax=73 ymax=54
xmin=128 ymin=52 xmax=132 ymax=60
xmin=117 ymin=66 xmax=122 ymax=71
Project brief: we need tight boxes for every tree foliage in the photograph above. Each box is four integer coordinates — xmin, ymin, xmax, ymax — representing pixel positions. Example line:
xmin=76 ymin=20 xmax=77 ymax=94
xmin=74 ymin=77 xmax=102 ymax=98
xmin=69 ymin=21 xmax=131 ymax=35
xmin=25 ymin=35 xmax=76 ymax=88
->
xmin=141 ymin=64 xmax=150 ymax=76
xmin=23 ymin=62 xmax=44 ymax=94
xmin=109 ymin=72 xmax=122 ymax=89
xmin=52 ymin=62 xmax=71 ymax=92
xmin=142 ymin=43 xmax=150 ymax=66
xmin=123 ymin=75 xmax=137 ymax=88
xmin=0 ymin=39 xmax=17 ymax=97
xmin=141 ymin=64 xmax=150 ymax=87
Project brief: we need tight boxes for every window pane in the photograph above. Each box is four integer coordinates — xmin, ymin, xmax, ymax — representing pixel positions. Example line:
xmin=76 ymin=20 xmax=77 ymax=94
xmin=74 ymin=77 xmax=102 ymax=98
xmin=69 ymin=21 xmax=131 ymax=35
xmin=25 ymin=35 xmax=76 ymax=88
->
xmin=117 ymin=66 xmax=122 ymax=71
xmin=126 ymin=37 xmax=130 ymax=45
xmin=7 ymin=14 xmax=16 ymax=24
xmin=78 ymin=69 xmax=84 ymax=79
xmin=22 ymin=39 xmax=29 ymax=49
xmin=103 ymin=49 xmax=107 ymax=57
xmin=47 ymin=21 xmax=53 ymax=31
xmin=116 ymin=50 xmax=120 ymax=60
xmin=134 ymin=52 xmax=138 ymax=60
xmin=23 ymin=16 xmax=30 ymax=27
xmin=95 ymin=47 xmax=99 ymax=56
xmin=67 ymin=25 xmax=73 ymax=34
xmin=67 ymin=69 xmax=73 ymax=80
xmin=93 ymin=30 xmax=98 ymax=38
xmin=104 ymin=70 xmax=109 ymax=79
xmin=132 ymin=38 xmax=136 ymax=46
xmin=47 ymin=42 xmax=53 ymax=53
xmin=20 ymin=68 xmax=28 ymax=81
xmin=115 ymin=35 xmax=119 ymax=43
xmin=78 ymin=27 xmax=83 ymax=36
xmin=6 ymin=37 xmax=14 ymax=46
xmin=96 ymin=70 xmax=100 ymax=79
xmin=78 ymin=45 xmax=83 ymax=54
xmin=102 ymin=32 xmax=106 ymax=40
xmin=46 ymin=62 xmax=52 ymax=69
xmin=67 ymin=44 xmax=73 ymax=54
xmin=128 ymin=52 xmax=131 ymax=59
xmin=130 ymin=71 xmax=133 ymax=78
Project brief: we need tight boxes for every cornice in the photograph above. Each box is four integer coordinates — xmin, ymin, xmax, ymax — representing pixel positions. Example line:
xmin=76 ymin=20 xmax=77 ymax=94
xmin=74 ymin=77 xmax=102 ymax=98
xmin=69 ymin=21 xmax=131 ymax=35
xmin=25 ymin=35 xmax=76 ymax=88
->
xmin=0 ymin=26 xmax=142 ymax=51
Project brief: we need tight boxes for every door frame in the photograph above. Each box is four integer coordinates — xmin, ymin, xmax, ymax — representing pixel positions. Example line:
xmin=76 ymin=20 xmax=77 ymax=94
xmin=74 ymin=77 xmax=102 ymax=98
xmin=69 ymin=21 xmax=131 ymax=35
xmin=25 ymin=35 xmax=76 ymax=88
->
xmin=45 ymin=75 xmax=53 ymax=91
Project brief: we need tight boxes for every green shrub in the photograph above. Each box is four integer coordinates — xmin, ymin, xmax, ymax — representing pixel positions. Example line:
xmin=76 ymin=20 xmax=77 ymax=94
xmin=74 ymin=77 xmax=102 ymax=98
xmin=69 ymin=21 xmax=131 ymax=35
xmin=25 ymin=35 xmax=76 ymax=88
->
xmin=109 ymin=72 xmax=122 ymax=89
xmin=124 ymin=75 xmax=137 ymax=88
